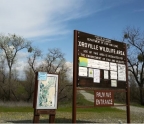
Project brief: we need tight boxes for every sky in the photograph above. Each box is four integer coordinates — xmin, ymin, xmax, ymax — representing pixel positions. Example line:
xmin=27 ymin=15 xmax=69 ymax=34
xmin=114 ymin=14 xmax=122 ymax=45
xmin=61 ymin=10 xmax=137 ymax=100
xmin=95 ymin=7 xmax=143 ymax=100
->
xmin=0 ymin=0 xmax=144 ymax=78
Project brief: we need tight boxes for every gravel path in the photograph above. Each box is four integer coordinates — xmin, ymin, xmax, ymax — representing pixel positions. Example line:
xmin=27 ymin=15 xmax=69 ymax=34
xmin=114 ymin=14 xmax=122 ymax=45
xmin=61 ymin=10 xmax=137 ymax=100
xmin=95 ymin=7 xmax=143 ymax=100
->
xmin=79 ymin=90 xmax=144 ymax=114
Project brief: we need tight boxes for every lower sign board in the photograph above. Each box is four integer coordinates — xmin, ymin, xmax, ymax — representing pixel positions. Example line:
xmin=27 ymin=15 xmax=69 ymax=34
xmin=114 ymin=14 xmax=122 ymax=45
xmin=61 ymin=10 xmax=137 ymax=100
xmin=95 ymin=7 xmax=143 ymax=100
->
xmin=36 ymin=73 xmax=58 ymax=109
xmin=94 ymin=90 xmax=114 ymax=106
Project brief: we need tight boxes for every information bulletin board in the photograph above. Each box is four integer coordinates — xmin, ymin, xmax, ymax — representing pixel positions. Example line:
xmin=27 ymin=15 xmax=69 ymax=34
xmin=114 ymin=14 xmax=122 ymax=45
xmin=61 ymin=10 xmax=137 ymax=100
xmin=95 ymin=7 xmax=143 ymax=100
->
xmin=76 ymin=31 xmax=127 ymax=89
xmin=72 ymin=30 xmax=130 ymax=123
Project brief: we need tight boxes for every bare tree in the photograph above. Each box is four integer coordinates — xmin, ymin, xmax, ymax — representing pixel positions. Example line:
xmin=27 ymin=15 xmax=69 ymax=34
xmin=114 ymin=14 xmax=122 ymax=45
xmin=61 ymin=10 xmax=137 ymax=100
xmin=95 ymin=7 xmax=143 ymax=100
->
xmin=129 ymin=73 xmax=140 ymax=103
xmin=23 ymin=48 xmax=42 ymax=101
xmin=27 ymin=48 xmax=72 ymax=102
xmin=28 ymin=47 xmax=42 ymax=73
xmin=0 ymin=56 xmax=9 ymax=100
xmin=42 ymin=48 xmax=72 ymax=101
xmin=22 ymin=67 xmax=35 ymax=102
xmin=44 ymin=48 xmax=65 ymax=73
xmin=0 ymin=34 xmax=31 ymax=100
xmin=123 ymin=27 xmax=144 ymax=105
xmin=57 ymin=64 xmax=72 ymax=102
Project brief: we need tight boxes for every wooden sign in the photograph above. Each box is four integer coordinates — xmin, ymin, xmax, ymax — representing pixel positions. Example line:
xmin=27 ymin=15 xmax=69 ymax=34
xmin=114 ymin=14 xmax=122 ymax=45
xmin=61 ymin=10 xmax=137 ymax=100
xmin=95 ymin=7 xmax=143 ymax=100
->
xmin=94 ymin=90 xmax=114 ymax=106
xmin=73 ymin=30 xmax=130 ymax=123
xmin=33 ymin=72 xmax=59 ymax=123
xmin=36 ymin=73 xmax=58 ymax=109
xmin=73 ymin=30 xmax=127 ymax=89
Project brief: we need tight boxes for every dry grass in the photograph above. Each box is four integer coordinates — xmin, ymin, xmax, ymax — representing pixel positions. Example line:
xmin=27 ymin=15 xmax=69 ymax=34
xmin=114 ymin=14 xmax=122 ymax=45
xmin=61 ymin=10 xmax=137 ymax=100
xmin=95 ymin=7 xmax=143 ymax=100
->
xmin=0 ymin=101 xmax=32 ymax=107
xmin=0 ymin=111 xmax=144 ymax=123
xmin=0 ymin=100 xmax=144 ymax=123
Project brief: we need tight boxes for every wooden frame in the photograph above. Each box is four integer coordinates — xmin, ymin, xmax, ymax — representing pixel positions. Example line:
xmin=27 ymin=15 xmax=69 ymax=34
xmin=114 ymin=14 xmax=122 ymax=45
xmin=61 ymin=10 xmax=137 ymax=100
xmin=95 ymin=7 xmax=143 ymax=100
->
xmin=36 ymin=73 xmax=58 ymax=109
xmin=33 ymin=72 xmax=59 ymax=123
xmin=72 ymin=30 xmax=130 ymax=123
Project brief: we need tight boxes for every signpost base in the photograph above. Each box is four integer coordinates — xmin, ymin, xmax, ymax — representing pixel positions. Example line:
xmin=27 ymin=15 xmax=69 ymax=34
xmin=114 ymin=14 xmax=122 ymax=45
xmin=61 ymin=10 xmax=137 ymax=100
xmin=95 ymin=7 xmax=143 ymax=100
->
xmin=33 ymin=109 xmax=56 ymax=123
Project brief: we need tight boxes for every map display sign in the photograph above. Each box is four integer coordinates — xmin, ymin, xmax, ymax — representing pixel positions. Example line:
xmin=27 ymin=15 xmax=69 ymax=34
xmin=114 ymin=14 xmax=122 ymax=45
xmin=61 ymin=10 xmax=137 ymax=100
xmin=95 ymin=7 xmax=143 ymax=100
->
xmin=36 ymin=73 xmax=58 ymax=109
xmin=74 ymin=30 xmax=127 ymax=89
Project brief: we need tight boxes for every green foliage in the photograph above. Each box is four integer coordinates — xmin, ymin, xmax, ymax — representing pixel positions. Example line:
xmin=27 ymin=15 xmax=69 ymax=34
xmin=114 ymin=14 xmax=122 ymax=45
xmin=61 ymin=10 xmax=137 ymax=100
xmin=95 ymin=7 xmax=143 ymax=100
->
xmin=15 ymin=83 xmax=25 ymax=95
xmin=124 ymin=33 xmax=129 ymax=39
xmin=77 ymin=107 xmax=123 ymax=113
xmin=58 ymin=92 xmax=123 ymax=113
xmin=76 ymin=92 xmax=93 ymax=106
xmin=137 ymin=54 xmax=144 ymax=62
xmin=0 ymin=106 xmax=33 ymax=112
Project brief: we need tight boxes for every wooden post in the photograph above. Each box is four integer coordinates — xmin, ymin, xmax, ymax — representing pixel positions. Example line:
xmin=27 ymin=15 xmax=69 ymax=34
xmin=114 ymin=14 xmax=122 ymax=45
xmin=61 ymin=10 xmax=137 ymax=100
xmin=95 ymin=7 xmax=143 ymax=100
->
xmin=33 ymin=72 xmax=58 ymax=123
xmin=72 ymin=30 xmax=78 ymax=123
xmin=33 ymin=109 xmax=40 ymax=123
xmin=33 ymin=115 xmax=40 ymax=123
xmin=49 ymin=114 xmax=55 ymax=123
xmin=125 ymin=43 xmax=130 ymax=123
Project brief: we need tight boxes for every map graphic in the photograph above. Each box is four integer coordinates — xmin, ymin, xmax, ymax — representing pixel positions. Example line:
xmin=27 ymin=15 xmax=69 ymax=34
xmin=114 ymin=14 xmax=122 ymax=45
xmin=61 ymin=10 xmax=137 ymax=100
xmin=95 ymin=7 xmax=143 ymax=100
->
xmin=36 ymin=74 xmax=58 ymax=109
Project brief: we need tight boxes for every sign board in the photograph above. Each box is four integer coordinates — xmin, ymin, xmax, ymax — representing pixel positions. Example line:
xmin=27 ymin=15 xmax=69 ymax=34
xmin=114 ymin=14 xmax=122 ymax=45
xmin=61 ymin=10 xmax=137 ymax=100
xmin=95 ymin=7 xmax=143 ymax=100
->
xmin=73 ymin=30 xmax=130 ymax=123
xmin=74 ymin=30 xmax=127 ymax=89
xmin=94 ymin=90 xmax=114 ymax=106
xmin=36 ymin=73 xmax=58 ymax=109
xmin=33 ymin=72 xmax=59 ymax=123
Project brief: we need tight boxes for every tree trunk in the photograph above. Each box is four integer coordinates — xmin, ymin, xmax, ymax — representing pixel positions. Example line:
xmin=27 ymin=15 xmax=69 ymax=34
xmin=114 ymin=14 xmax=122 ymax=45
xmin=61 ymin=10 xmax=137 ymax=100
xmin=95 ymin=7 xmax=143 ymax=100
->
xmin=27 ymin=93 xmax=32 ymax=102
xmin=8 ymin=68 xmax=12 ymax=101
xmin=139 ymin=86 xmax=144 ymax=105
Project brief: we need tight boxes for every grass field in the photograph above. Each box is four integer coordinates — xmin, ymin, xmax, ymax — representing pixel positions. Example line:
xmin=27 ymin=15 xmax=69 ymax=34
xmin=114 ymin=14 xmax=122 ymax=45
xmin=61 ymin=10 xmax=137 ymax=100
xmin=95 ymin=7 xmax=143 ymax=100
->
xmin=0 ymin=93 xmax=144 ymax=123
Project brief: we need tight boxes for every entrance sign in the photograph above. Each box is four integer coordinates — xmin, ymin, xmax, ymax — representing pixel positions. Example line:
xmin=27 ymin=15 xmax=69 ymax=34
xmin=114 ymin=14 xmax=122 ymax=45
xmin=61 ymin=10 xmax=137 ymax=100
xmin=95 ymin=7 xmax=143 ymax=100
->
xmin=94 ymin=90 xmax=114 ymax=106
xmin=73 ymin=30 xmax=130 ymax=123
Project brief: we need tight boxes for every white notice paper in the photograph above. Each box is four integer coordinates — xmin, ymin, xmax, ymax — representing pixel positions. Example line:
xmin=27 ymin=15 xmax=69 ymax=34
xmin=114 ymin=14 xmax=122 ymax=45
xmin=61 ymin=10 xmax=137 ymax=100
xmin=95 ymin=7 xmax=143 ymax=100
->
xmin=118 ymin=64 xmax=126 ymax=81
xmin=110 ymin=71 xmax=117 ymax=79
xmin=99 ymin=61 xmax=105 ymax=70
xmin=111 ymin=80 xmax=117 ymax=87
xmin=110 ymin=63 xmax=117 ymax=71
xmin=104 ymin=70 xmax=109 ymax=79
xmin=92 ymin=60 xmax=100 ymax=68
xmin=104 ymin=62 xmax=110 ymax=70
xmin=87 ymin=59 xmax=93 ymax=67
xmin=79 ymin=67 xmax=87 ymax=76
xmin=88 ymin=68 xmax=93 ymax=78
xmin=93 ymin=69 xmax=100 ymax=83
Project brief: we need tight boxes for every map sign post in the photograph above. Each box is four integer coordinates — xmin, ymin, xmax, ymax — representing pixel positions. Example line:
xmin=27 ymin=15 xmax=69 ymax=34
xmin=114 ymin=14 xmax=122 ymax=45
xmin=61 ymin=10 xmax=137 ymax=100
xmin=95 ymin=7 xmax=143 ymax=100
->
xmin=72 ymin=30 xmax=130 ymax=123
xmin=33 ymin=72 xmax=59 ymax=123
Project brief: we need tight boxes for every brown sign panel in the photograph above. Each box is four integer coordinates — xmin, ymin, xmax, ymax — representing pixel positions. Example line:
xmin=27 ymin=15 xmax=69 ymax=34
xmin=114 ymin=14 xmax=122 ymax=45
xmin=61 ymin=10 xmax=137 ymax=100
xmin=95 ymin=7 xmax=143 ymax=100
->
xmin=94 ymin=90 xmax=114 ymax=106
xmin=74 ymin=30 xmax=127 ymax=89
xmin=77 ymin=31 xmax=126 ymax=64
xmin=73 ymin=30 xmax=130 ymax=123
